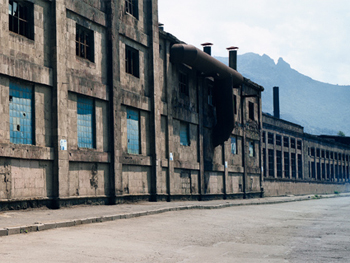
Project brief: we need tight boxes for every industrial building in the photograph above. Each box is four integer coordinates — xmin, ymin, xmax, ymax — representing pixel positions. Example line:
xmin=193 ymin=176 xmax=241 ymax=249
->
xmin=262 ymin=87 xmax=350 ymax=196
xmin=0 ymin=0 xmax=348 ymax=210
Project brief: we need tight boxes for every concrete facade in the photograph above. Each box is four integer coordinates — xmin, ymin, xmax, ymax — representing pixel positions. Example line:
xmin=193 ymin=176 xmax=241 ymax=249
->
xmin=0 ymin=0 xmax=264 ymax=209
xmin=0 ymin=0 xmax=348 ymax=210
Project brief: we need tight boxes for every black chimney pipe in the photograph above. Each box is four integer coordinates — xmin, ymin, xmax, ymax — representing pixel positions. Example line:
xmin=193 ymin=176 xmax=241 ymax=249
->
xmin=227 ymin=46 xmax=238 ymax=70
xmin=273 ymin=86 xmax=280 ymax=118
xmin=201 ymin=42 xmax=213 ymax=56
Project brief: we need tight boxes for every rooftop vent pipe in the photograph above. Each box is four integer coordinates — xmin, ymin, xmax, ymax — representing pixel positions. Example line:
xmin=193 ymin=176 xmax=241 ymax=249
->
xmin=227 ymin=46 xmax=238 ymax=70
xmin=201 ymin=42 xmax=213 ymax=56
xmin=170 ymin=44 xmax=243 ymax=147
xmin=273 ymin=86 xmax=280 ymax=118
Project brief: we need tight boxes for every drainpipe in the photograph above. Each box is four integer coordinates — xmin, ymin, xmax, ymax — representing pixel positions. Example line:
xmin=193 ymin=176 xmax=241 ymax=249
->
xmin=241 ymin=85 xmax=247 ymax=199
xmin=258 ymin=94 xmax=263 ymax=197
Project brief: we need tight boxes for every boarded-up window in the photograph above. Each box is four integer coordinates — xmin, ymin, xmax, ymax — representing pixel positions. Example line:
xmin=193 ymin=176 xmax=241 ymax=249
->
xmin=180 ymin=122 xmax=190 ymax=146
xmin=77 ymin=96 xmax=95 ymax=148
xmin=9 ymin=82 xmax=33 ymax=145
xmin=127 ymin=108 xmax=140 ymax=154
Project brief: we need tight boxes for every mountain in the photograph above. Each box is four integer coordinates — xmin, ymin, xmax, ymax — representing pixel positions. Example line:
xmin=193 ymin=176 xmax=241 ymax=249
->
xmin=215 ymin=54 xmax=350 ymax=136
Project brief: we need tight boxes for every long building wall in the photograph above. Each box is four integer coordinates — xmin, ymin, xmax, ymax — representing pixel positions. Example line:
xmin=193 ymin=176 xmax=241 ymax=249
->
xmin=0 ymin=0 xmax=348 ymax=209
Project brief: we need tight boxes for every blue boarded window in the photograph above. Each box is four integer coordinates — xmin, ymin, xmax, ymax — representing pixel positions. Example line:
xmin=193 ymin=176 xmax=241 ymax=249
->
xmin=127 ymin=108 xmax=140 ymax=154
xmin=9 ymin=82 xmax=33 ymax=145
xmin=77 ymin=96 xmax=94 ymax=148
xmin=180 ymin=122 xmax=190 ymax=146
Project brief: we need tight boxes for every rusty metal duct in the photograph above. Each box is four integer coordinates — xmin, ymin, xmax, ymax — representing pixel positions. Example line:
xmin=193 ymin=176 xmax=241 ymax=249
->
xmin=170 ymin=44 xmax=244 ymax=147
xmin=170 ymin=44 xmax=243 ymax=84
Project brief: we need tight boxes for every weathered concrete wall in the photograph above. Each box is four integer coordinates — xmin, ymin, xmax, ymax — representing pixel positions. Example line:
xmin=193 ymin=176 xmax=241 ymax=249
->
xmin=68 ymin=162 xmax=110 ymax=197
xmin=0 ymin=158 xmax=52 ymax=200
xmin=122 ymin=165 xmax=151 ymax=195
xmin=205 ymin=172 xmax=224 ymax=194
xmin=263 ymin=179 xmax=350 ymax=197
xmin=157 ymin=167 xmax=168 ymax=195
xmin=227 ymin=173 xmax=243 ymax=193
xmin=172 ymin=169 xmax=199 ymax=195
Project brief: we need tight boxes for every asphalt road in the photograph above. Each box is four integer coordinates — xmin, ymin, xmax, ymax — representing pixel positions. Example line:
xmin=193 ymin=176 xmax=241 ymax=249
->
xmin=1 ymin=197 xmax=350 ymax=263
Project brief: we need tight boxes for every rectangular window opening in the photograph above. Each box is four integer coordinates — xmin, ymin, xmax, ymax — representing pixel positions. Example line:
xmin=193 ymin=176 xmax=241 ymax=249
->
xmin=283 ymin=136 xmax=289 ymax=148
xmin=248 ymin=101 xmax=254 ymax=120
xmin=9 ymin=82 xmax=34 ymax=145
xmin=77 ymin=96 xmax=95 ymax=149
xmin=291 ymin=138 xmax=296 ymax=149
xmin=125 ymin=0 xmax=138 ymax=18
xmin=180 ymin=121 xmax=190 ymax=146
xmin=268 ymin=149 xmax=274 ymax=177
xmin=276 ymin=150 xmax=282 ymax=178
xmin=127 ymin=108 xmax=140 ymax=154
xmin=125 ymin=45 xmax=139 ymax=78
xmin=276 ymin=134 xmax=282 ymax=146
xmin=248 ymin=140 xmax=255 ymax=157
xmin=76 ymin=24 xmax=94 ymax=62
xmin=298 ymin=154 xmax=302 ymax=179
xmin=297 ymin=140 xmax=302 ymax=150
xmin=268 ymin=132 xmax=274 ymax=144
xmin=284 ymin=152 xmax=290 ymax=178
xmin=9 ymin=0 xmax=33 ymax=39
xmin=231 ymin=136 xmax=237 ymax=155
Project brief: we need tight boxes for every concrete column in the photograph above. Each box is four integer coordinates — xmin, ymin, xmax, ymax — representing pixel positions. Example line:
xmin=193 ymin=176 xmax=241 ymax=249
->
xmin=107 ymin=0 xmax=121 ymax=203
xmin=165 ymin=41 xmax=174 ymax=200
xmin=147 ymin=0 xmax=161 ymax=201
xmin=197 ymin=76 xmax=205 ymax=200
xmin=273 ymin=133 xmax=276 ymax=178
xmin=52 ymin=0 xmax=69 ymax=207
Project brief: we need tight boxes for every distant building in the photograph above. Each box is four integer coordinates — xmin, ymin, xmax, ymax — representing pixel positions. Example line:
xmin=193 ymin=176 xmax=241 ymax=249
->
xmin=262 ymin=91 xmax=350 ymax=196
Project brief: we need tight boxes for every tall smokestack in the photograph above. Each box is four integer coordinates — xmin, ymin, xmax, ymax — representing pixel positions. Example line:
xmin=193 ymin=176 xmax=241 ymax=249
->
xmin=227 ymin=46 xmax=238 ymax=70
xmin=273 ymin=86 xmax=280 ymax=118
xmin=201 ymin=42 xmax=213 ymax=56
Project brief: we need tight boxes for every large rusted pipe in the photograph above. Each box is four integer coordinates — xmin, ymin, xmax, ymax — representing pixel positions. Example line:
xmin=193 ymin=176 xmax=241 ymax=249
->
xmin=170 ymin=44 xmax=243 ymax=147
xmin=170 ymin=44 xmax=243 ymax=85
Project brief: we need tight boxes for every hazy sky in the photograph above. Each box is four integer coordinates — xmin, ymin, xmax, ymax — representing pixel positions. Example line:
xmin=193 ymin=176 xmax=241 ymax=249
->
xmin=158 ymin=0 xmax=350 ymax=85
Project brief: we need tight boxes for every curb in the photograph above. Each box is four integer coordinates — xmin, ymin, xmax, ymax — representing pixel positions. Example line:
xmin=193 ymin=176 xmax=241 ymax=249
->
xmin=1 ymin=193 xmax=349 ymax=237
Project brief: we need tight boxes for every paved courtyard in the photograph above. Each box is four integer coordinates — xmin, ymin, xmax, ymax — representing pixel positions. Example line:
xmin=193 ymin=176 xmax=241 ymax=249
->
xmin=1 ymin=197 xmax=350 ymax=262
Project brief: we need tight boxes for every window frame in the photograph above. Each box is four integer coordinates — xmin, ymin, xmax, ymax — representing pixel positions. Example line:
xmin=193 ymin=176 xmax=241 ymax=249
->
xmin=179 ymin=71 xmax=189 ymax=97
xmin=268 ymin=132 xmax=274 ymax=144
xmin=76 ymin=24 xmax=95 ymax=62
xmin=276 ymin=150 xmax=282 ymax=178
xmin=276 ymin=134 xmax=282 ymax=146
xmin=125 ymin=0 xmax=138 ymax=19
xmin=179 ymin=121 xmax=190 ymax=146
xmin=77 ymin=95 xmax=95 ymax=149
xmin=126 ymin=107 xmax=141 ymax=154
xmin=125 ymin=45 xmax=140 ymax=78
xmin=248 ymin=101 xmax=255 ymax=120
xmin=9 ymin=0 xmax=34 ymax=40
xmin=9 ymin=82 xmax=34 ymax=145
